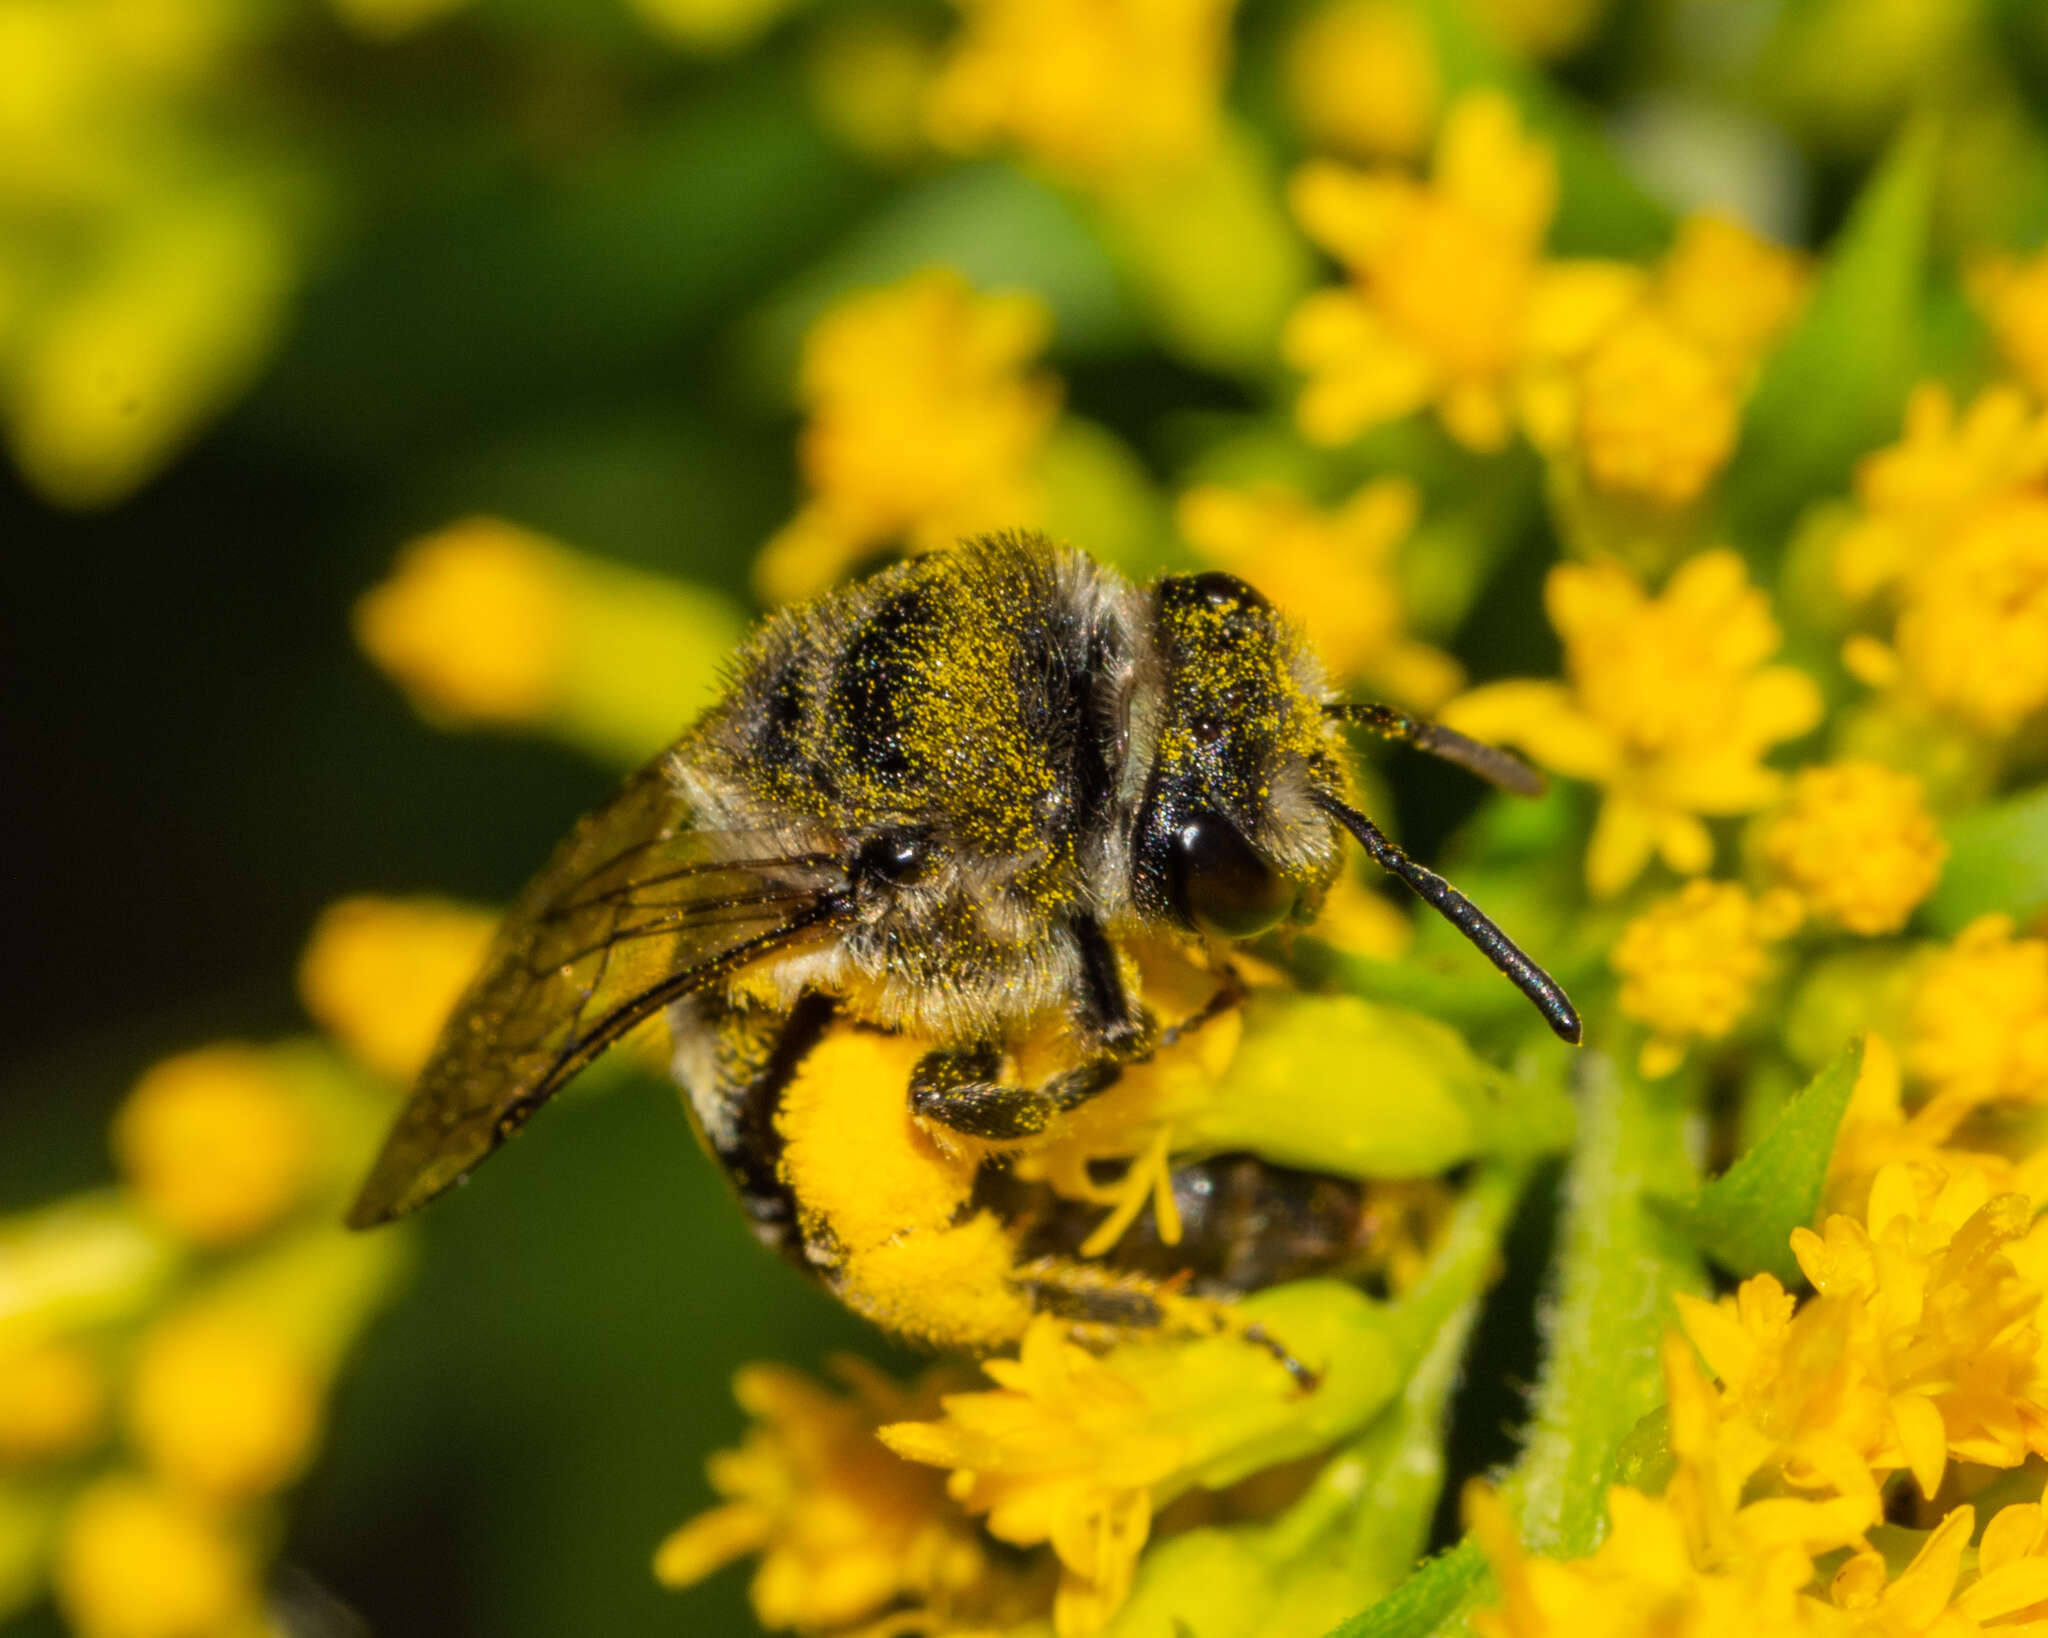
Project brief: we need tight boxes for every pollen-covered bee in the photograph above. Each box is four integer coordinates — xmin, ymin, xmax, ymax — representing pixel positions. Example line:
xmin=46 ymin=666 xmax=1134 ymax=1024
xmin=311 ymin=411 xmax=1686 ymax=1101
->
xmin=348 ymin=533 xmax=1578 ymax=1350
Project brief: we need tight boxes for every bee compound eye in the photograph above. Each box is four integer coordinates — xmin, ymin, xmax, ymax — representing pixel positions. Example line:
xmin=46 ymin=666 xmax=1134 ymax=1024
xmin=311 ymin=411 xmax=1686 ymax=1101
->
xmin=854 ymin=832 xmax=927 ymax=886
xmin=1168 ymin=812 xmax=1297 ymax=939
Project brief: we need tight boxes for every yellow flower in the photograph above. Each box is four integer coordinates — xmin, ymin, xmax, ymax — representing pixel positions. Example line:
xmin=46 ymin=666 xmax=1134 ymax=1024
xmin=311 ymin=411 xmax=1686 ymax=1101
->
xmin=1825 ymin=1034 xmax=2032 ymax=1216
xmin=1953 ymin=1478 xmax=2048 ymax=1628
xmin=356 ymin=516 xmax=745 ymax=761
xmin=355 ymin=515 xmax=567 ymax=726
xmin=755 ymin=271 xmax=1061 ymax=605
xmin=1827 ymin=1503 xmax=1976 ymax=1635
xmin=1612 ymin=880 xmax=1803 ymax=1077
xmin=111 ymin=1046 xmax=313 ymax=1247
xmin=924 ymin=0 xmax=1235 ymax=186
xmin=654 ymin=1359 xmax=1002 ymax=1634
xmin=8 ymin=196 xmax=292 ymax=511
xmin=52 ymin=1475 xmax=256 ymax=1638
xmin=1573 ymin=309 xmax=1741 ymax=508
xmin=296 ymin=896 xmax=495 ymax=1084
xmin=1282 ymin=0 xmax=1440 ymax=162
xmin=1521 ymin=216 xmax=1804 ymax=510
xmin=1284 ymin=91 xmax=1641 ymax=453
xmin=1888 ymin=494 xmax=2048 ymax=736
xmin=1174 ymin=478 xmax=1463 ymax=706
xmin=1761 ymin=762 xmax=1947 ymax=936
xmin=1443 ymin=551 xmax=1824 ymax=896
xmin=1972 ymin=247 xmax=2048 ymax=404
xmin=1683 ymin=1163 xmax=2048 ymax=1509
xmin=1467 ymin=1479 xmax=1837 ymax=1638
xmin=1656 ymin=215 xmax=1810 ymax=374
xmin=1831 ymin=384 xmax=2048 ymax=603
xmin=1908 ymin=916 xmax=2048 ymax=1111
xmin=0 ymin=1338 xmax=106 ymax=1464
xmin=880 ymin=1285 xmax=1403 ymax=1638
xmin=127 ymin=1312 xmax=321 ymax=1503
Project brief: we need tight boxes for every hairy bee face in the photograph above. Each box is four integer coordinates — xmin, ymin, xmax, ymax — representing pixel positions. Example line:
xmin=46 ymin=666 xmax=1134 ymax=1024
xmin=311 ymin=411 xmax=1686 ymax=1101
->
xmin=1128 ymin=570 xmax=1344 ymax=941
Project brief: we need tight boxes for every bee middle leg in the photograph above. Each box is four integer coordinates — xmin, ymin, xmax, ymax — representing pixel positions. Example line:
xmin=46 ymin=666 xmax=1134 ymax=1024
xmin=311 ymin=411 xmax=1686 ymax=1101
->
xmin=908 ymin=1046 xmax=1123 ymax=1141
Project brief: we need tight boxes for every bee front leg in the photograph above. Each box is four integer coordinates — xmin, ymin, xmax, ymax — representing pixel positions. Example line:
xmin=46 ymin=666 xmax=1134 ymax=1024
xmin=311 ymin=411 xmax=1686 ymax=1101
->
xmin=908 ymin=1047 xmax=1121 ymax=1141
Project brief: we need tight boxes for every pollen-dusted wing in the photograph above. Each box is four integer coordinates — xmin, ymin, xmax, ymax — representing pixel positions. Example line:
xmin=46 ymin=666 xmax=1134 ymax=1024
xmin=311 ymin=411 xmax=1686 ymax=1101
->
xmin=346 ymin=763 xmax=851 ymax=1228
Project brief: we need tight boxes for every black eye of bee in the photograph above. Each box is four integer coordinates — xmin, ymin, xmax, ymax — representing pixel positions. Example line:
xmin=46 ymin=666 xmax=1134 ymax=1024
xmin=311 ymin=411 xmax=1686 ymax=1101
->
xmin=853 ymin=832 xmax=928 ymax=887
xmin=1168 ymin=813 xmax=1296 ymax=938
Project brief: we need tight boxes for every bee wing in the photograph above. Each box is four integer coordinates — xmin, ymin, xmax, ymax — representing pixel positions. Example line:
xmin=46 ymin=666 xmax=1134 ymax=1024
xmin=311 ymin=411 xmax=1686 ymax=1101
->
xmin=347 ymin=764 xmax=851 ymax=1227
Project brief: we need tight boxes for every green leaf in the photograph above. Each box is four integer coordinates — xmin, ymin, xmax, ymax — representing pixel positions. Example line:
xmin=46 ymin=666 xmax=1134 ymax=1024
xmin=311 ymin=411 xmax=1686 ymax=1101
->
xmin=1926 ymin=782 xmax=2048 ymax=933
xmin=1653 ymin=1041 xmax=1864 ymax=1283
xmin=1723 ymin=122 xmax=1938 ymax=556
xmin=1319 ymin=1540 xmax=1488 ymax=1638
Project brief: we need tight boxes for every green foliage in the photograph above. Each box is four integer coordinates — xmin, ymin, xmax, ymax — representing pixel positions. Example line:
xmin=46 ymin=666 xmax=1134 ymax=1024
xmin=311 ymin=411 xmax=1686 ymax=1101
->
xmin=1928 ymin=782 xmax=2048 ymax=931
xmin=1653 ymin=1041 xmax=1864 ymax=1284
xmin=1724 ymin=122 xmax=1939 ymax=557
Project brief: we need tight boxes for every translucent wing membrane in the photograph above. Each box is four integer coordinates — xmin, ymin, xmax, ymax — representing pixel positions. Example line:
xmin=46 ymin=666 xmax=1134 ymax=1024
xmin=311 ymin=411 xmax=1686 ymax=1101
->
xmin=347 ymin=765 xmax=852 ymax=1227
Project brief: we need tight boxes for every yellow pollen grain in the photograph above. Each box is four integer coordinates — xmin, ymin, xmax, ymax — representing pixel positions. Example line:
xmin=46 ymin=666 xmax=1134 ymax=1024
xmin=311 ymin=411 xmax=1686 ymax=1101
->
xmin=1762 ymin=761 xmax=1946 ymax=935
xmin=111 ymin=1045 xmax=312 ymax=1247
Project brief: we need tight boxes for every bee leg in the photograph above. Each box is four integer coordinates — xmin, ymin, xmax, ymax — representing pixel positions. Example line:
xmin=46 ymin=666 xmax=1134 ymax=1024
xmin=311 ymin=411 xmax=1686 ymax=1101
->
xmin=1009 ymin=1256 xmax=1317 ymax=1389
xmin=908 ymin=1047 xmax=1122 ymax=1141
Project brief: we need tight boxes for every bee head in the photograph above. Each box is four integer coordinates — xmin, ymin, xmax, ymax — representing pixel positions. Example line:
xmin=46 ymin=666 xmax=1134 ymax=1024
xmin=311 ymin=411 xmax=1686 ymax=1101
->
xmin=1130 ymin=571 xmax=1343 ymax=939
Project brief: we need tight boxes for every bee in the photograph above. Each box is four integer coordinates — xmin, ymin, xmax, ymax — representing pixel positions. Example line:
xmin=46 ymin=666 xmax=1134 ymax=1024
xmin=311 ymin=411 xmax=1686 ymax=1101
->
xmin=348 ymin=533 xmax=1578 ymax=1351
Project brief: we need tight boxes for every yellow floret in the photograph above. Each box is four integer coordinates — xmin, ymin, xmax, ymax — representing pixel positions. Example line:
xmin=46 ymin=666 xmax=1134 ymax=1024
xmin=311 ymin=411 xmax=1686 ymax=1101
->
xmin=112 ymin=1046 xmax=312 ymax=1247
xmin=1575 ymin=310 xmax=1739 ymax=508
xmin=296 ymin=895 xmax=495 ymax=1083
xmin=1908 ymin=915 xmax=2048 ymax=1110
xmin=755 ymin=270 xmax=1060 ymax=604
xmin=1282 ymin=0 xmax=1439 ymax=162
xmin=126 ymin=1312 xmax=321 ymax=1502
xmin=654 ymin=1358 xmax=998 ymax=1634
xmin=52 ymin=1476 xmax=254 ymax=1638
xmin=924 ymin=0 xmax=1235 ymax=185
xmin=1892 ymin=493 xmax=2048 ymax=736
xmin=354 ymin=516 xmax=568 ymax=727
xmin=1612 ymin=880 xmax=1803 ymax=1077
xmin=1761 ymin=761 xmax=1946 ymax=935
xmin=0 ymin=1338 xmax=105 ymax=1463
xmin=1971 ymin=245 xmax=2048 ymax=403
xmin=1656 ymin=214 xmax=1808 ymax=370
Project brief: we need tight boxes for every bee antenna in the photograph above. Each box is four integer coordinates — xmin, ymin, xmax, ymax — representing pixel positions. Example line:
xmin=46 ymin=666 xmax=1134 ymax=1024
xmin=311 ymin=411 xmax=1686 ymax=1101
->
xmin=1315 ymin=794 xmax=1582 ymax=1044
xmin=1324 ymin=701 xmax=1546 ymax=798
